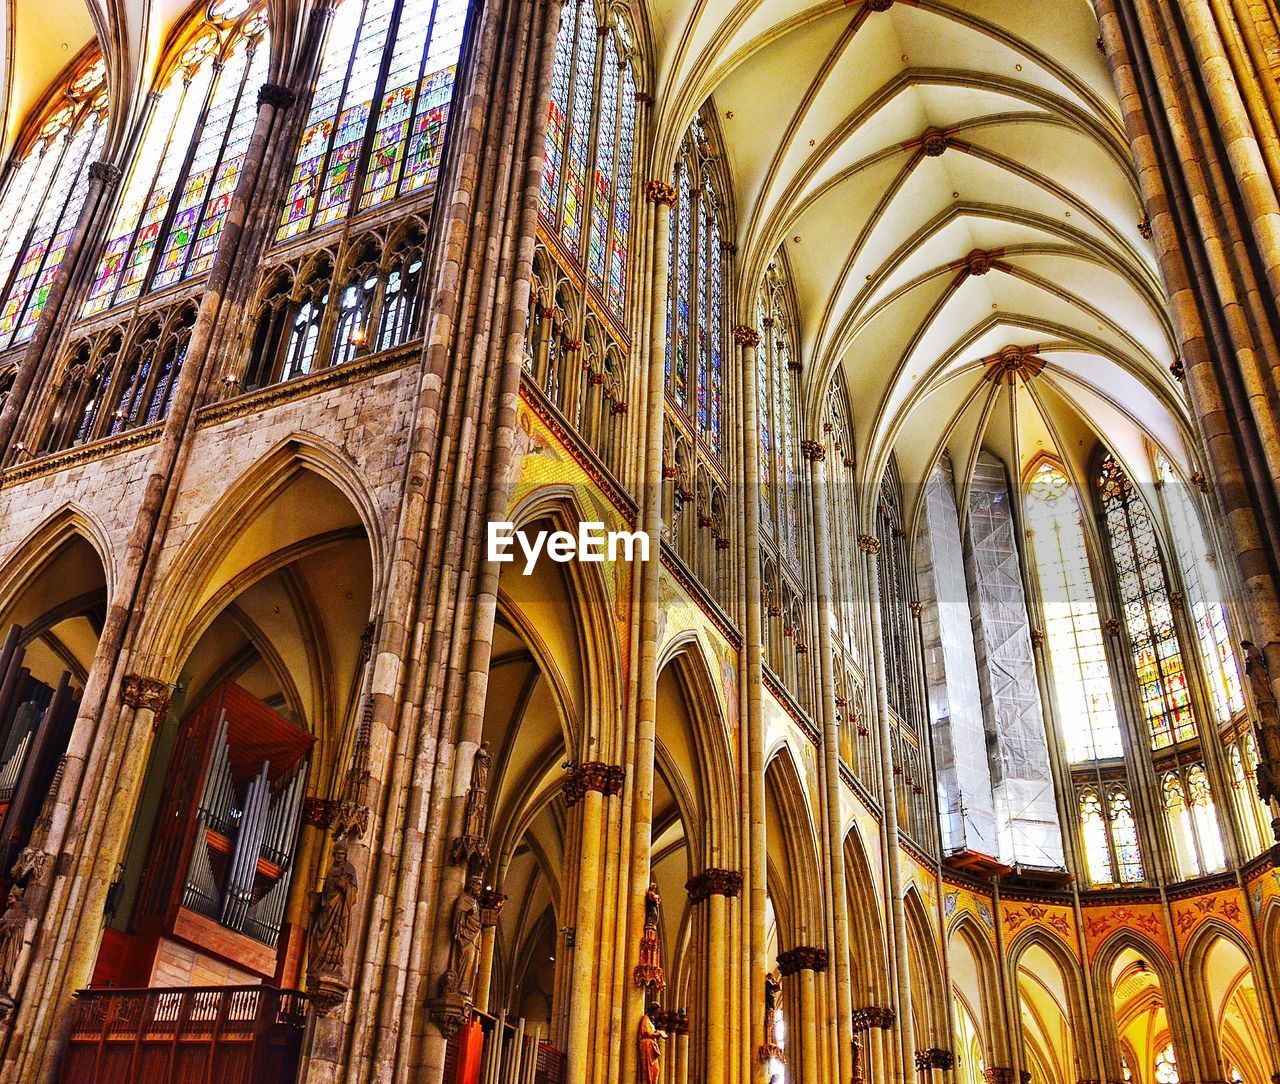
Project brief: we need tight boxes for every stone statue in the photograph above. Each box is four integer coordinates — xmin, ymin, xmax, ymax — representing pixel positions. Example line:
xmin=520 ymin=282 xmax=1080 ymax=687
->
xmin=1244 ymin=641 xmax=1280 ymax=812
xmin=445 ymin=875 xmax=483 ymax=998
xmin=634 ymin=881 xmax=665 ymax=989
xmin=644 ymin=881 xmax=661 ymax=931
xmin=638 ymin=1004 xmax=665 ymax=1084
xmin=309 ymin=841 xmax=357 ymax=979
xmin=0 ymin=885 xmax=25 ymax=989
xmin=764 ymin=969 xmax=781 ymax=1045
xmin=452 ymin=743 xmax=492 ymax=869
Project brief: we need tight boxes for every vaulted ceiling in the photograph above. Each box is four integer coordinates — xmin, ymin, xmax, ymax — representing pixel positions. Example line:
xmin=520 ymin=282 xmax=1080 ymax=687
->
xmin=648 ymin=0 xmax=1189 ymax=524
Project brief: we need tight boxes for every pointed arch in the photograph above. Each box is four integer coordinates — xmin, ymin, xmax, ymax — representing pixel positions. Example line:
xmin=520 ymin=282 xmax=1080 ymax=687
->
xmin=0 ymin=502 xmax=116 ymax=612
xmin=844 ymin=824 xmax=890 ymax=1005
xmin=763 ymin=742 xmax=824 ymax=946
xmin=904 ymin=882 xmax=946 ymax=1048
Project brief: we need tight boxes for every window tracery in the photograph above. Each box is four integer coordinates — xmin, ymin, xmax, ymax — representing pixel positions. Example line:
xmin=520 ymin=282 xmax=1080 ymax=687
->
xmin=1161 ymin=762 xmax=1225 ymax=877
xmin=276 ymin=0 xmax=468 ymax=240
xmin=1098 ymin=454 xmax=1197 ymax=749
xmin=0 ymin=57 xmax=108 ymax=349
xmin=83 ymin=4 xmax=269 ymax=316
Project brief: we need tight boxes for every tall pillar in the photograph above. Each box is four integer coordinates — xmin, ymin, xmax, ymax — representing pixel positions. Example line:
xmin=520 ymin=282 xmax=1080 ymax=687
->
xmin=474 ymin=886 xmax=507 ymax=1013
xmin=620 ymin=176 xmax=677 ymax=1084
xmin=778 ymin=947 xmax=829 ymax=1084
xmin=801 ymin=436 xmax=856 ymax=1082
xmin=734 ymin=323 xmax=769 ymax=1082
xmin=564 ymin=762 xmax=624 ymax=1084
xmin=687 ymin=868 xmax=743 ymax=1083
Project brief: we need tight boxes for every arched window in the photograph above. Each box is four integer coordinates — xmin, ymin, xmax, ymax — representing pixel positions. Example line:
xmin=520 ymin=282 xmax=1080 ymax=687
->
xmin=1154 ymin=1044 xmax=1179 ymax=1084
xmin=666 ymin=120 xmax=728 ymax=458
xmin=0 ymin=59 xmax=108 ymax=348
xmin=1163 ymin=763 xmax=1225 ymax=878
xmin=83 ymin=2 xmax=269 ymax=315
xmin=540 ymin=0 xmax=637 ymax=317
xmin=1098 ymin=454 xmax=1197 ymax=749
xmin=1108 ymin=786 xmax=1145 ymax=883
xmin=878 ymin=459 xmax=922 ymax=731
xmin=276 ymin=0 xmax=468 ymax=241
xmin=1079 ymin=786 xmax=1114 ymax=884
xmin=1155 ymin=456 xmax=1244 ymax=725
xmin=1025 ymin=460 xmax=1123 ymax=761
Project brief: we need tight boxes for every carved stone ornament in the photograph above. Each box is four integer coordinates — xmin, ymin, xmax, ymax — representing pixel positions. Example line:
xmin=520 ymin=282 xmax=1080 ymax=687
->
xmin=564 ymin=761 xmax=625 ymax=807
xmin=858 ymin=534 xmax=881 ymax=556
xmin=452 ymin=741 xmax=492 ymax=871
xmin=121 ymin=675 xmax=171 ymax=721
xmin=984 ymin=1069 xmax=1016 ymax=1084
xmin=87 ymin=160 xmax=122 ymax=185
xmin=921 ymin=129 xmax=949 ymax=157
xmin=760 ymin=969 xmax=786 ymax=1063
xmin=1137 ymin=214 xmax=1153 ymax=240
xmin=440 ymin=875 xmax=484 ymax=1000
xmin=645 ymin=180 xmax=678 ymax=207
xmin=734 ymin=325 xmax=761 ymax=349
xmin=302 ymin=797 xmax=336 ymax=829
xmin=478 ymin=886 xmax=507 ymax=927
xmin=633 ymin=881 xmax=666 ymax=990
xmin=965 ymin=249 xmax=994 ymax=276
xmin=651 ymin=1007 xmax=688 ymax=1035
xmin=852 ymin=1005 xmax=896 ymax=1030
xmin=257 ymin=82 xmax=297 ymax=110
xmin=0 ymin=882 xmax=25 ymax=1021
xmin=777 ymin=946 xmax=829 ymax=975
xmin=1030 ymin=628 xmax=1045 ymax=649
xmin=916 ymin=1048 xmax=956 ymax=1071
xmin=799 ymin=439 xmax=826 ymax=462
xmin=686 ymin=868 xmax=743 ymax=903
xmin=867 ymin=0 xmax=894 ymax=10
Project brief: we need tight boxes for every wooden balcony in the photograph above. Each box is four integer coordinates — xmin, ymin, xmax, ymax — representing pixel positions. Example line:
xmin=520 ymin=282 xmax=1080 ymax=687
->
xmin=59 ymin=985 xmax=308 ymax=1084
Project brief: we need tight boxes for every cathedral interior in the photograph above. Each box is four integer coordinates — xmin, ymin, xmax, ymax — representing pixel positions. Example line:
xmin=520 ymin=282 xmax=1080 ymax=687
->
xmin=0 ymin=0 xmax=1278 ymax=1081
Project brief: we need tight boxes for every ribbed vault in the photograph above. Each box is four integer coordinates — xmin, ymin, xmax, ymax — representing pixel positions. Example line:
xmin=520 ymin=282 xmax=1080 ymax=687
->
xmin=649 ymin=0 xmax=1190 ymax=521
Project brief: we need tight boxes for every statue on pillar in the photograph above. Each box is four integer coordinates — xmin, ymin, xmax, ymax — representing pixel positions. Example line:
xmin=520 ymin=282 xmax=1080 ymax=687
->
xmin=442 ymin=875 xmax=484 ymax=999
xmin=452 ymin=742 xmax=492 ymax=871
xmin=633 ymin=881 xmax=666 ymax=989
xmin=307 ymin=839 xmax=358 ymax=1014
xmin=1244 ymin=640 xmax=1280 ymax=841
xmin=760 ymin=968 xmax=786 ymax=1062
xmin=638 ymin=1003 xmax=666 ymax=1084
xmin=0 ymin=884 xmax=25 ymax=1018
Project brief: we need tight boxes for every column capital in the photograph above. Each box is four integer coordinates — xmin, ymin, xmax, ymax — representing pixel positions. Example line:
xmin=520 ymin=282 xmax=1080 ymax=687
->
xmin=733 ymin=325 xmax=760 ymax=348
xmin=799 ymin=439 xmax=826 ymax=462
xmin=686 ymin=867 xmax=743 ymax=903
xmin=652 ymin=1007 xmax=688 ymax=1034
xmin=564 ymin=761 xmax=625 ymax=806
xmin=88 ymin=160 xmax=122 ymax=185
xmin=858 ymin=534 xmax=881 ymax=556
xmin=478 ymin=886 xmax=507 ymax=927
xmin=120 ymin=675 xmax=171 ymax=719
xmin=302 ymin=797 xmax=336 ymax=828
xmin=777 ymin=946 xmax=829 ymax=975
xmin=851 ymin=1005 xmax=895 ymax=1030
xmin=984 ymin=1069 xmax=1016 ymax=1084
xmin=645 ymin=180 xmax=678 ymax=207
xmin=257 ymin=82 xmax=297 ymax=109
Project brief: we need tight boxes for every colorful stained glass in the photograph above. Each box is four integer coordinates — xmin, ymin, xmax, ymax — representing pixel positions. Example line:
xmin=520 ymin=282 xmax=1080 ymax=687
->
xmin=561 ymin=0 xmax=597 ymax=259
xmin=1108 ymin=787 xmax=1144 ymax=882
xmin=1079 ymin=787 xmax=1114 ymax=884
xmin=707 ymin=212 xmax=723 ymax=456
xmin=540 ymin=2 xmax=576 ymax=222
xmin=695 ymin=195 xmax=710 ymax=434
xmin=1100 ymin=454 xmax=1198 ymax=749
xmin=672 ymin=159 xmax=692 ymax=415
xmin=608 ymin=66 xmax=636 ymax=314
xmin=0 ymin=103 xmax=107 ymax=346
xmin=586 ymin=54 xmax=619 ymax=293
xmin=1026 ymin=461 xmax=1122 ymax=761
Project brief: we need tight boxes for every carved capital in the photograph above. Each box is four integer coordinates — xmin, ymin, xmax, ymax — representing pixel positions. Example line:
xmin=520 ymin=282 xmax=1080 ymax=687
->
xmin=88 ymin=160 xmax=122 ymax=185
xmin=858 ymin=534 xmax=881 ymax=556
xmin=777 ymin=946 xmax=829 ymax=975
xmin=734 ymin=325 xmax=761 ymax=349
xmin=686 ymin=868 xmax=743 ymax=903
xmin=1103 ymin=617 xmax=1121 ymax=638
xmin=121 ymin=675 xmax=171 ymax=721
xmin=428 ymin=993 xmax=472 ymax=1038
xmin=1137 ymin=214 xmax=1153 ymax=240
xmin=1030 ymin=628 xmax=1045 ymax=648
xmin=645 ymin=180 xmax=678 ymax=207
xmin=652 ymin=1007 xmax=689 ymax=1034
xmin=909 ymin=600 xmax=922 ymax=620
xmin=564 ymin=761 xmax=625 ymax=806
xmin=1170 ymin=358 xmax=1185 ymax=381
xmin=799 ymin=439 xmax=826 ymax=462
xmin=478 ymin=886 xmax=507 ymax=927
xmin=1190 ymin=470 xmax=1208 ymax=492
xmin=852 ymin=1005 xmax=896 ymax=1030
xmin=257 ymin=82 xmax=297 ymax=109
xmin=302 ymin=797 xmax=335 ymax=829
xmin=965 ymin=249 xmax=994 ymax=276
xmin=917 ymin=1049 xmax=955 ymax=1071
xmin=984 ymin=1069 xmax=1016 ymax=1084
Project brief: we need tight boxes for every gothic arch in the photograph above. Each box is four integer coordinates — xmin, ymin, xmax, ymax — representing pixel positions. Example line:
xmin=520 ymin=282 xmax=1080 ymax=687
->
xmin=904 ymin=882 xmax=947 ymax=1049
xmin=0 ymin=503 xmax=116 ymax=611
xmin=948 ymin=914 xmax=1005 ymax=1066
xmin=844 ymin=824 xmax=890 ymax=1005
xmin=1182 ymin=920 xmax=1274 ymax=1081
xmin=763 ymin=743 xmax=824 ymax=946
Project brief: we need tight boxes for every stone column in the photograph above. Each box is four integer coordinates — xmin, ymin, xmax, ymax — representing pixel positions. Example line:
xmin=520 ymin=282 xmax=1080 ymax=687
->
xmin=620 ymin=176 xmax=677 ymax=1084
xmin=801 ymin=437 xmax=856 ymax=1082
xmin=687 ymin=868 xmax=743 ymax=1083
xmin=734 ymin=323 xmax=769 ymax=1082
xmin=778 ymin=947 xmax=829 ymax=1084
xmin=564 ymin=762 xmax=624 ymax=1084
xmin=473 ymin=886 xmax=507 ymax=1014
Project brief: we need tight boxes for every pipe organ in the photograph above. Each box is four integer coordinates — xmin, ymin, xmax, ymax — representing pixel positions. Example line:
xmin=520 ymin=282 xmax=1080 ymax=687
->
xmin=0 ymin=625 xmax=80 ymax=873
xmin=135 ymin=682 xmax=314 ymax=960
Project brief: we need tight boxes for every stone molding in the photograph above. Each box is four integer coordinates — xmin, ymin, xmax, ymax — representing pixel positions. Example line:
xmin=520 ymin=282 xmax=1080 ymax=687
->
xmin=686 ymin=868 xmax=743 ymax=903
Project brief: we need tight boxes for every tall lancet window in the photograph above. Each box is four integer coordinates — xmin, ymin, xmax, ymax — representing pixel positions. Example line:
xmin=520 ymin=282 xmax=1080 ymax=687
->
xmin=665 ymin=118 xmax=728 ymax=457
xmin=83 ymin=1 xmax=269 ymax=315
xmin=0 ymin=59 xmax=108 ymax=347
xmin=1024 ymin=460 xmax=1123 ymax=761
xmin=1154 ymin=456 xmax=1244 ymax=726
xmin=540 ymin=0 xmax=637 ymax=316
xmin=275 ymin=0 xmax=468 ymax=240
xmin=1098 ymin=454 xmax=1197 ymax=749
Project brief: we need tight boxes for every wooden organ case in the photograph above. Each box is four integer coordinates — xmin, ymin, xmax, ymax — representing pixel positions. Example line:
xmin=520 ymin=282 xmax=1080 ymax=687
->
xmin=104 ymin=682 xmax=313 ymax=988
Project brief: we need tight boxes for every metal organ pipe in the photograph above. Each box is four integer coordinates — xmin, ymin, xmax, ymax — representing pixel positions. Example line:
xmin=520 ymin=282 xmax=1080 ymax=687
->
xmin=221 ymin=760 xmax=271 ymax=931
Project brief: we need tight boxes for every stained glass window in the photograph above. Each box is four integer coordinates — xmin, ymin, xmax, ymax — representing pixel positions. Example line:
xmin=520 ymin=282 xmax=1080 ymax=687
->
xmin=83 ymin=7 xmax=268 ymax=316
xmin=1186 ymin=764 xmax=1225 ymax=871
xmin=1165 ymin=764 xmax=1225 ymax=877
xmin=538 ymin=1 xmax=638 ymax=319
xmin=672 ymin=157 xmax=692 ymax=414
xmin=1080 ymin=787 xmax=1115 ymax=884
xmin=0 ymin=62 xmax=108 ymax=349
xmin=1155 ymin=456 xmax=1244 ymax=725
xmin=1154 ymin=1045 xmax=1179 ymax=1084
xmin=1025 ymin=461 xmax=1123 ymax=761
xmin=276 ymin=0 xmax=468 ymax=240
xmin=1099 ymin=455 xmax=1197 ymax=749
xmin=1108 ymin=787 xmax=1145 ymax=883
